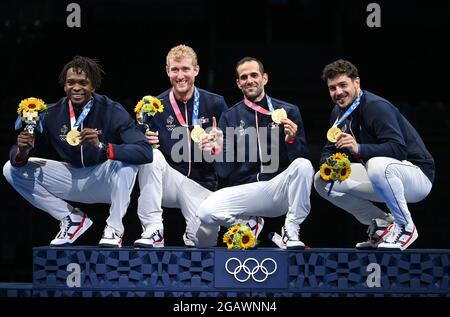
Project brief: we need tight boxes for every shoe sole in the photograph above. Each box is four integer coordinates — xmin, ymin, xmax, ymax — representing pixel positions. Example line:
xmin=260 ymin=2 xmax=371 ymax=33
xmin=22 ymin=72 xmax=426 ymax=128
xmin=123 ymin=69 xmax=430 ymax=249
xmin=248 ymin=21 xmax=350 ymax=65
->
xmin=49 ymin=217 xmax=93 ymax=247
xmin=355 ymin=245 xmax=377 ymax=250
xmin=286 ymin=245 xmax=306 ymax=250
xmin=98 ymin=242 xmax=122 ymax=248
xmin=133 ymin=242 xmax=164 ymax=249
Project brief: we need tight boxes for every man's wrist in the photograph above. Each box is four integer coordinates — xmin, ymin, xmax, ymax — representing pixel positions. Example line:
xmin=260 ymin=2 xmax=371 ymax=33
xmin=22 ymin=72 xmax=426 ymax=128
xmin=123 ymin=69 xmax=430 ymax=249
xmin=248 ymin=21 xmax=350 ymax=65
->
xmin=98 ymin=142 xmax=108 ymax=159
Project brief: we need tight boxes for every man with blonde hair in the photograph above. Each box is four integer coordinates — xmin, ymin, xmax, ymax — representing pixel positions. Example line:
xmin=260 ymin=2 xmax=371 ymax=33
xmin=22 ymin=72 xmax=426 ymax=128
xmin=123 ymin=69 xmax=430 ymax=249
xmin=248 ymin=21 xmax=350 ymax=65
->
xmin=134 ymin=44 xmax=228 ymax=248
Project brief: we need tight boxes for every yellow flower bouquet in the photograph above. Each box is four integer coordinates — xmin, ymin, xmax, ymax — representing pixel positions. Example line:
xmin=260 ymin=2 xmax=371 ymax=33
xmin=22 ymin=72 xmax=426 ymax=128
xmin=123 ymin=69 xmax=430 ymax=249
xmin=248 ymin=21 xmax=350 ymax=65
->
xmin=135 ymin=95 xmax=164 ymax=148
xmin=223 ymin=224 xmax=256 ymax=250
xmin=15 ymin=97 xmax=48 ymax=133
xmin=320 ymin=152 xmax=351 ymax=182
xmin=134 ymin=95 xmax=164 ymax=120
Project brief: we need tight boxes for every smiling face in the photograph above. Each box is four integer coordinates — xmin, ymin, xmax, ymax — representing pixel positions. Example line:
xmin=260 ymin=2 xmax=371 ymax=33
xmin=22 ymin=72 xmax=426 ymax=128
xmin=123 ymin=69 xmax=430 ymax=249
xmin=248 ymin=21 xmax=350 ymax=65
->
xmin=236 ymin=60 xmax=268 ymax=102
xmin=166 ymin=57 xmax=199 ymax=101
xmin=63 ymin=68 xmax=95 ymax=107
xmin=326 ymin=74 xmax=361 ymax=109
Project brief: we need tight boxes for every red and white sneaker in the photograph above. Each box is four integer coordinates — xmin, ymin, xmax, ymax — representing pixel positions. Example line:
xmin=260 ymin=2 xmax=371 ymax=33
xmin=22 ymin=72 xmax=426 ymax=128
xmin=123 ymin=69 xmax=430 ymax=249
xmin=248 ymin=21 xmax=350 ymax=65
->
xmin=50 ymin=208 xmax=92 ymax=246
xmin=134 ymin=228 xmax=164 ymax=248
xmin=241 ymin=216 xmax=264 ymax=240
xmin=281 ymin=225 xmax=306 ymax=250
xmin=355 ymin=214 xmax=394 ymax=250
xmin=99 ymin=225 xmax=123 ymax=248
xmin=377 ymin=223 xmax=418 ymax=251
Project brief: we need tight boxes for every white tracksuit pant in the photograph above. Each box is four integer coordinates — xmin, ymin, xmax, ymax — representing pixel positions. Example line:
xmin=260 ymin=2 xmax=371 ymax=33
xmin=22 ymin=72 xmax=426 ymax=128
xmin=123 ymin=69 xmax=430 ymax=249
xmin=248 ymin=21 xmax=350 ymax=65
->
xmin=314 ymin=157 xmax=432 ymax=225
xmin=3 ymin=158 xmax=137 ymax=234
xmin=137 ymin=149 xmax=219 ymax=245
xmin=196 ymin=157 xmax=314 ymax=246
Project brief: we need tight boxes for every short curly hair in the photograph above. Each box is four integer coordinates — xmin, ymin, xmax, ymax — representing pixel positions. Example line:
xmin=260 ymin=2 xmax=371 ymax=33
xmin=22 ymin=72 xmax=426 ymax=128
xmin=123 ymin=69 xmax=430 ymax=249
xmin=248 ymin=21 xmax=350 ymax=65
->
xmin=59 ymin=56 xmax=105 ymax=89
xmin=321 ymin=59 xmax=359 ymax=82
xmin=166 ymin=45 xmax=198 ymax=68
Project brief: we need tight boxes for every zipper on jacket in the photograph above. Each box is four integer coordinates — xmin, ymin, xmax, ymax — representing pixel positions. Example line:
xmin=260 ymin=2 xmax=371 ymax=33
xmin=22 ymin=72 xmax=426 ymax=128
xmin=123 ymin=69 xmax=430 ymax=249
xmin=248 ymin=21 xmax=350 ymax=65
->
xmin=80 ymin=122 xmax=85 ymax=167
xmin=184 ymin=102 xmax=191 ymax=177
xmin=255 ymin=111 xmax=263 ymax=181
xmin=349 ymin=117 xmax=365 ymax=165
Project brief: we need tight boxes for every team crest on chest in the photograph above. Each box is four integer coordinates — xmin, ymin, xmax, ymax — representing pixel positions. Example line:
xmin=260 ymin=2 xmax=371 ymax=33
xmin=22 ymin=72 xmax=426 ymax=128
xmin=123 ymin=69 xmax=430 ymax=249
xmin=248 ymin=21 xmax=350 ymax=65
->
xmin=238 ymin=120 xmax=246 ymax=136
xmin=166 ymin=115 xmax=176 ymax=132
xmin=59 ymin=124 xmax=69 ymax=141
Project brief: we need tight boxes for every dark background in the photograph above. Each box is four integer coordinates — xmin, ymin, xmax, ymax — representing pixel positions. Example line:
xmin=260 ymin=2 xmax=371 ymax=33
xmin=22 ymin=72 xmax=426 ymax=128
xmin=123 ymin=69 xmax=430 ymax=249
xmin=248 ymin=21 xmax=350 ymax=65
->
xmin=0 ymin=0 xmax=449 ymax=282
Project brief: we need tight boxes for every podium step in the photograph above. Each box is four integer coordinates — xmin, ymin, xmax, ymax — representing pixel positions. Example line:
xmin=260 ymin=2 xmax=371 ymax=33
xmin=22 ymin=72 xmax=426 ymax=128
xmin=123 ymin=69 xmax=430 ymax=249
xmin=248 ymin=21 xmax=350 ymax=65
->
xmin=0 ymin=283 xmax=33 ymax=297
xmin=28 ymin=246 xmax=450 ymax=297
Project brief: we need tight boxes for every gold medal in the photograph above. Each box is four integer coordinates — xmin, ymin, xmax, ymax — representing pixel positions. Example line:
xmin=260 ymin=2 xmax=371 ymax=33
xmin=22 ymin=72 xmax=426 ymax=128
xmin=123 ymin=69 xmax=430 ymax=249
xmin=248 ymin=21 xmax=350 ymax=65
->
xmin=66 ymin=130 xmax=81 ymax=146
xmin=326 ymin=127 xmax=342 ymax=143
xmin=271 ymin=108 xmax=287 ymax=124
xmin=191 ymin=126 xmax=206 ymax=143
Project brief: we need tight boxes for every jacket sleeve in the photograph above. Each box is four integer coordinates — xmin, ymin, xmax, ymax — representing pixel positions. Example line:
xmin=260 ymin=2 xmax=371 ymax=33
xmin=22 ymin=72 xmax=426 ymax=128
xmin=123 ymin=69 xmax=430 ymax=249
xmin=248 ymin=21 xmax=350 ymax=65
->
xmin=108 ymin=107 xmax=153 ymax=164
xmin=359 ymin=101 xmax=407 ymax=162
xmin=215 ymin=97 xmax=229 ymax=122
xmin=285 ymin=106 xmax=309 ymax=162
xmin=8 ymin=144 xmax=29 ymax=167
xmin=8 ymin=119 xmax=52 ymax=167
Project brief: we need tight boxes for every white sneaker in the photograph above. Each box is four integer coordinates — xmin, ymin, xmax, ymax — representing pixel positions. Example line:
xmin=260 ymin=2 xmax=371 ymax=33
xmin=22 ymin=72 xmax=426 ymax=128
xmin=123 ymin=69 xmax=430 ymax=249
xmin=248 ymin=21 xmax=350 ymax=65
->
xmin=377 ymin=223 xmax=418 ymax=251
xmin=240 ymin=216 xmax=264 ymax=240
xmin=355 ymin=214 xmax=394 ymax=250
xmin=50 ymin=208 xmax=92 ymax=246
xmin=134 ymin=228 xmax=164 ymax=248
xmin=99 ymin=225 xmax=122 ymax=248
xmin=183 ymin=232 xmax=195 ymax=247
xmin=281 ymin=225 xmax=306 ymax=250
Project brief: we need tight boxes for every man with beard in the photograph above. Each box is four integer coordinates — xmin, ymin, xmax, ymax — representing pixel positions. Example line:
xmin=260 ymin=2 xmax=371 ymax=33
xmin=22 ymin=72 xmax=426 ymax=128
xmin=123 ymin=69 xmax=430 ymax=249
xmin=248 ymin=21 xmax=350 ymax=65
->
xmin=195 ymin=57 xmax=314 ymax=249
xmin=314 ymin=59 xmax=434 ymax=250
xmin=3 ymin=56 xmax=153 ymax=248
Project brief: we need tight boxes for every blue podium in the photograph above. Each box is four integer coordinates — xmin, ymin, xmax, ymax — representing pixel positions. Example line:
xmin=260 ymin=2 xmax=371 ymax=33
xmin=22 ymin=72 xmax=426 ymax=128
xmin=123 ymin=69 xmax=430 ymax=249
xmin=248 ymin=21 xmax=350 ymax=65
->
xmin=27 ymin=247 xmax=450 ymax=297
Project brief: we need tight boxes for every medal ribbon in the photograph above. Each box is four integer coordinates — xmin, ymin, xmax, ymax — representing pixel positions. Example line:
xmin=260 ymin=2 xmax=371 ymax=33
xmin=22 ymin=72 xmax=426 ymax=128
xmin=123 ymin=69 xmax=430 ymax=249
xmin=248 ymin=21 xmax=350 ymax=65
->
xmin=243 ymin=94 xmax=274 ymax=114
xmin=169 ymin=87 xmax=200 ymax=127
xmin=332 ymin=90 xmax=363 ymax=128
xmin=69 ymin=99 xmax=94 ymax=130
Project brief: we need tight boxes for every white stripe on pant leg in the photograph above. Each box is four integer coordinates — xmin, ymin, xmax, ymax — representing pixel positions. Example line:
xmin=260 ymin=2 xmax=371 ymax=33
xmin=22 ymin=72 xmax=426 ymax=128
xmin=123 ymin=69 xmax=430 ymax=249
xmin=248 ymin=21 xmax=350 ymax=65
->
xmin=178 ymin=176 xmax=212 ymax=241
xmin=313 ymin=163 xmax=387 ymax=225
xmin=137 ymin=159 xmax=165 ymax=230
xmin=197 ymin=182 xmax=274 ymax=228
xmin=367 ymin=157 xmax=432 ymax=225
xmin=284 ymin=158 xmax=314 ymax=227
xmin=3 ymin=159 xmax=77 ymax=220
xmin=196 ymin=191 xmax=230 ymax=227
xmin=106 ymin=161 xmax=138 ymax=234
xmin=194 ymin=221 xmax=219 ymax=248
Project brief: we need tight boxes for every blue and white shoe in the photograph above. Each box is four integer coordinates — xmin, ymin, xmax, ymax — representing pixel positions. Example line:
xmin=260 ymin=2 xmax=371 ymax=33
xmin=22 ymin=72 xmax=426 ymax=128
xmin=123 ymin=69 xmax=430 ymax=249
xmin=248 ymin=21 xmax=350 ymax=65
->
xmin=50 ymin=208 xmax=92 ymax=246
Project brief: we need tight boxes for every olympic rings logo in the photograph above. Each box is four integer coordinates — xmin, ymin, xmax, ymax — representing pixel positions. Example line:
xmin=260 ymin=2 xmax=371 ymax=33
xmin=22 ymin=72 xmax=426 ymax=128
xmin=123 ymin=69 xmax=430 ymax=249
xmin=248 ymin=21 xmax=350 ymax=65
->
xmin=224 ymin=257 xmax=277 ymax=283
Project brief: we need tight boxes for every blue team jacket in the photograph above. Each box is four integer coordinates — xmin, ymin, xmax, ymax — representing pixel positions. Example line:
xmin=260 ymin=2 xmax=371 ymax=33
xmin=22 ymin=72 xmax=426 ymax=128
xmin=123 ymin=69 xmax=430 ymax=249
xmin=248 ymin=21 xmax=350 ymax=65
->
xmin=149 ymin=88 xmax=228 ymax=191
xmin=319 ymin=90 xmax=435 ymax=183
xmin=216 ymin=95 xmax=309 ymax=186
xmin=10 ymin=93 xmax=153 ymax=168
